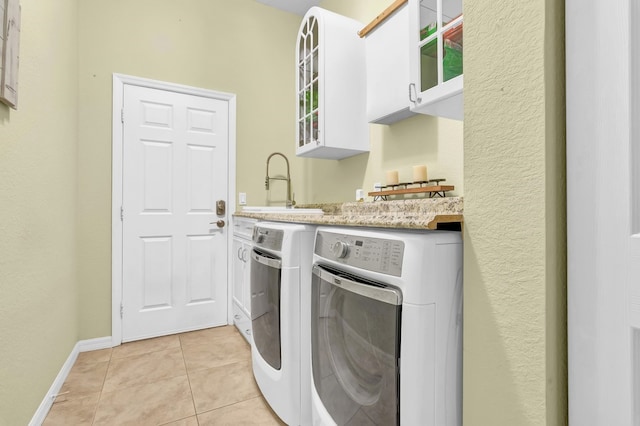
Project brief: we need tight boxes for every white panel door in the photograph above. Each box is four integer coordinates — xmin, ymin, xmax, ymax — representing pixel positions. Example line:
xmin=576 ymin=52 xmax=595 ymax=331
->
xmin=122 ymin=84 xmax=229 ymax=342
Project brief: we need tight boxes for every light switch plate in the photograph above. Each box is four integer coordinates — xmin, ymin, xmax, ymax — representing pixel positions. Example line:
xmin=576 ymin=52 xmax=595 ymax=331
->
xmin=239 ymin=192 xmax=247 ymax=205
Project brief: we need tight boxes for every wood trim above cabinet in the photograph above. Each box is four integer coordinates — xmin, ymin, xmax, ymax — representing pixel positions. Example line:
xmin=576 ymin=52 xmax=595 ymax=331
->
xmin=358 ymin=0 xmax=408 ymax=38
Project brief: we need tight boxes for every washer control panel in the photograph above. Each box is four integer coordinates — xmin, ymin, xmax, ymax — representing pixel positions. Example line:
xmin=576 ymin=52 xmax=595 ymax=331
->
xmin=252 ymin=226 xmax=284 ymax=251
xmin=315 ymin=230 xmax=404 ymax=277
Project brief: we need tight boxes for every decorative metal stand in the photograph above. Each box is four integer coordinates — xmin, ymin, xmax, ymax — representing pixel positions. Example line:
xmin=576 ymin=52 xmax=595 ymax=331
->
xmin=369 ymin=179 xmax=454 ymax=201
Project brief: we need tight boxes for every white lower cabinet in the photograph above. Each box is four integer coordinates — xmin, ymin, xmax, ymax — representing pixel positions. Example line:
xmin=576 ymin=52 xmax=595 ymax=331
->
xmin=232 ymin=218 xmax=256 ymax=344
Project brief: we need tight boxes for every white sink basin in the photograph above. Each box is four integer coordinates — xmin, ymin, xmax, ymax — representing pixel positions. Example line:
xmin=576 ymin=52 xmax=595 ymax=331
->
xmin=242 ymin=206 xmax=324 ymax=215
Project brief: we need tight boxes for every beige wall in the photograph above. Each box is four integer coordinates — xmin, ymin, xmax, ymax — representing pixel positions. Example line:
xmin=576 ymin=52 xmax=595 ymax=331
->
xmin=463 ymin=0 xmax=567 ymax=424
xmin=0 ymin=1 xmax=79 ymax=424
xmin=76 ymin=0 xmax=302 ymax=338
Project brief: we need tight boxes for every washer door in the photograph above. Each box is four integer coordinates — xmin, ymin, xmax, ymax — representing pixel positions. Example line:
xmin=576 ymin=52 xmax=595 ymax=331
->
xmin=311 ymin=265 xmax=402 ymax=425
xmin=251 ymin=249 xmax=282 ymax=370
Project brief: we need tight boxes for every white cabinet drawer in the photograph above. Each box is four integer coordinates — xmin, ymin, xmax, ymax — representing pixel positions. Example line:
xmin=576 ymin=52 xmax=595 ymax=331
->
xmin=233 ymin=217 xmax=258 ymax=240
xmin=232 ymin=302 xmax=252 ymax=345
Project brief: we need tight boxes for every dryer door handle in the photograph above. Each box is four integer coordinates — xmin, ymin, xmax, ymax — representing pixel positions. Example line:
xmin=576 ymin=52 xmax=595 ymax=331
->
xmin=312 ymin=265 xmax=402 ymax=305
xmin=251 ymin=250 xmax=282 ymax=270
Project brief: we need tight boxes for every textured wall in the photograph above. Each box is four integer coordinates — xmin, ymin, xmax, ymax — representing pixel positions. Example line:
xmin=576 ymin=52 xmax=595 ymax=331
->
xmin=463 ymin=0 xmax=566 ymax=424
xmin=0 ymin=1 xmax=79 ymax=424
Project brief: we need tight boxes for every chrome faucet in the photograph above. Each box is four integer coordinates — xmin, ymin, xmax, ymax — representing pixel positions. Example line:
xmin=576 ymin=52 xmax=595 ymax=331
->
xmin=265 ymin=152 xmax=295 ymax=208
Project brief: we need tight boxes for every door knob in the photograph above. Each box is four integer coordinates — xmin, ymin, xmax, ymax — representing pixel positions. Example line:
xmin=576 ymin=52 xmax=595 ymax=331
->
xmin=210 ymin=220 xmax=225 ymax=228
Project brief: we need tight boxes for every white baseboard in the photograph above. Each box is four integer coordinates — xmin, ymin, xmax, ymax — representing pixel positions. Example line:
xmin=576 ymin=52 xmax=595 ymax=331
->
xmin=29 ymin=336 xmax=113 ymax=426
xmin=78 ymin=336 xmax=113 ymax=353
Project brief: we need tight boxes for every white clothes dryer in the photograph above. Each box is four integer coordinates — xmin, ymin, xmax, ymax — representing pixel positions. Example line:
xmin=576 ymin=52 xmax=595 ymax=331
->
xmin=250 ymin=222 xmax=316 ymax=426
xmin=310 ymin=227 xmax=463 ymax=426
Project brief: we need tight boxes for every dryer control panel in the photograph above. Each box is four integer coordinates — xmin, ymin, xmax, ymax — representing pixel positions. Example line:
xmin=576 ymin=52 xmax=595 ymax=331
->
xmin=253 ymin=226 xmax=284 ymax=251
xmin=315 ymin=230 xmax=405 ymax=277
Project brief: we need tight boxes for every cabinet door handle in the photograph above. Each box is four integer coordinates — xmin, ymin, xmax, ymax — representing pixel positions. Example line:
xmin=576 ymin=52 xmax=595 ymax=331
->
xmin=242 ymin=248 xmax=249 ymax=262
xmin=409 ymin=83 xmax=422 ymax=103
xmin=237 ymin=247 xmax=243 ymax=260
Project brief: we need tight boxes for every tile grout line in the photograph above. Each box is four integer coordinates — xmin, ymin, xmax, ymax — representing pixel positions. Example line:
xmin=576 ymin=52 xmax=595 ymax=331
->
xmin=90 ymin=349 xmax=113 ymax=426
xmin=99 ymin=346 xmax=189 ymax=396
xmin=179 ymin=334 xmax=201 ymax=425
xmin=196 ymin=395 xmax=265 ymax=416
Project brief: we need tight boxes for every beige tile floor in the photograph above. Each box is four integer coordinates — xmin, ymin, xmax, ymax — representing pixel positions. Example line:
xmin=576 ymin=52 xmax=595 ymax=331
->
xmin=43 ymin=326 xmax=285 ymax=425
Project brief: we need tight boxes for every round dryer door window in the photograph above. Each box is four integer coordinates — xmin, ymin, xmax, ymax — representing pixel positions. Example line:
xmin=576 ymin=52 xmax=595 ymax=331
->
xmin=311 ymin=265 xmax=402 ymax=425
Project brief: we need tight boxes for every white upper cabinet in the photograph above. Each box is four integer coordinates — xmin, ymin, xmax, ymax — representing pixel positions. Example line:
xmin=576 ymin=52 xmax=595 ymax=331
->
xmin=296 ymin=7 xmax=369 ymax=159
xmin=364 ymin=3 xmax=416 ymax=125
xmin=408 ymin=0 xmax=463 ymax=120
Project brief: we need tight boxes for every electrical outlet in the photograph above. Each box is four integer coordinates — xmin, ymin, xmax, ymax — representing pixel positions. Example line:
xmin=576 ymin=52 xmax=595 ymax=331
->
xmin=239 ymin=192 xmax=247 ymax=205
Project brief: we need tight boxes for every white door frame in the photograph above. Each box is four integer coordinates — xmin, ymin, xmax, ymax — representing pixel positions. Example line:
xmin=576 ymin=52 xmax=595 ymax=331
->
xmin=111 ymin=73 xmax=237 ymax=346
xmin=567 ymin=1 xmax=636 ymax=424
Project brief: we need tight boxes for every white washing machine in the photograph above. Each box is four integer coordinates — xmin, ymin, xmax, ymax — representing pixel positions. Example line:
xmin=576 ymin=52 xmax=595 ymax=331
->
xmin=310 ymin=227 xmax=463 ymax=426
xmin=250 ymin=222 xmax=316 ymax=425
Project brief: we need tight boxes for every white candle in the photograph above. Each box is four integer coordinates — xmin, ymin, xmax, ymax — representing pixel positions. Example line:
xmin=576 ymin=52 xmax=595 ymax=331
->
xmin=385 ymin=170 xmax=399 ymax=185
xmin=413 ymin=165 xmax=428 ymax=182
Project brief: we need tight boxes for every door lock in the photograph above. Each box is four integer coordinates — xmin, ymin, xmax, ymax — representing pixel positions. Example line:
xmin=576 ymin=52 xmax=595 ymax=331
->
xmin=216 ymin=200 xmax=226 ymax=215
xmin=216 ymin=220 xmax=225 ymax=228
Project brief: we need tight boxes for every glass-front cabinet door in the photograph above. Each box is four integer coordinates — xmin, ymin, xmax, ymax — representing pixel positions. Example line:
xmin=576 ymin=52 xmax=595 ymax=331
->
xmin=297 ymin=16 xmax=319 ymax=152
xmin=295 ymin=7 xmax=368 ymax=160
xmin=409 ymin=0 xmax=463 ymax=120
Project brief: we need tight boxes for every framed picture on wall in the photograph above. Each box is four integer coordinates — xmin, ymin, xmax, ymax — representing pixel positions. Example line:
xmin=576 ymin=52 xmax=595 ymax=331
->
xmin=0 ymin=0 xmax=20 ymax=109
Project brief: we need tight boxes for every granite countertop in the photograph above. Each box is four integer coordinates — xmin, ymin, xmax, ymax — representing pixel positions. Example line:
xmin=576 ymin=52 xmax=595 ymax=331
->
xmin=233 ymin=197 xmax=463 ymax=230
